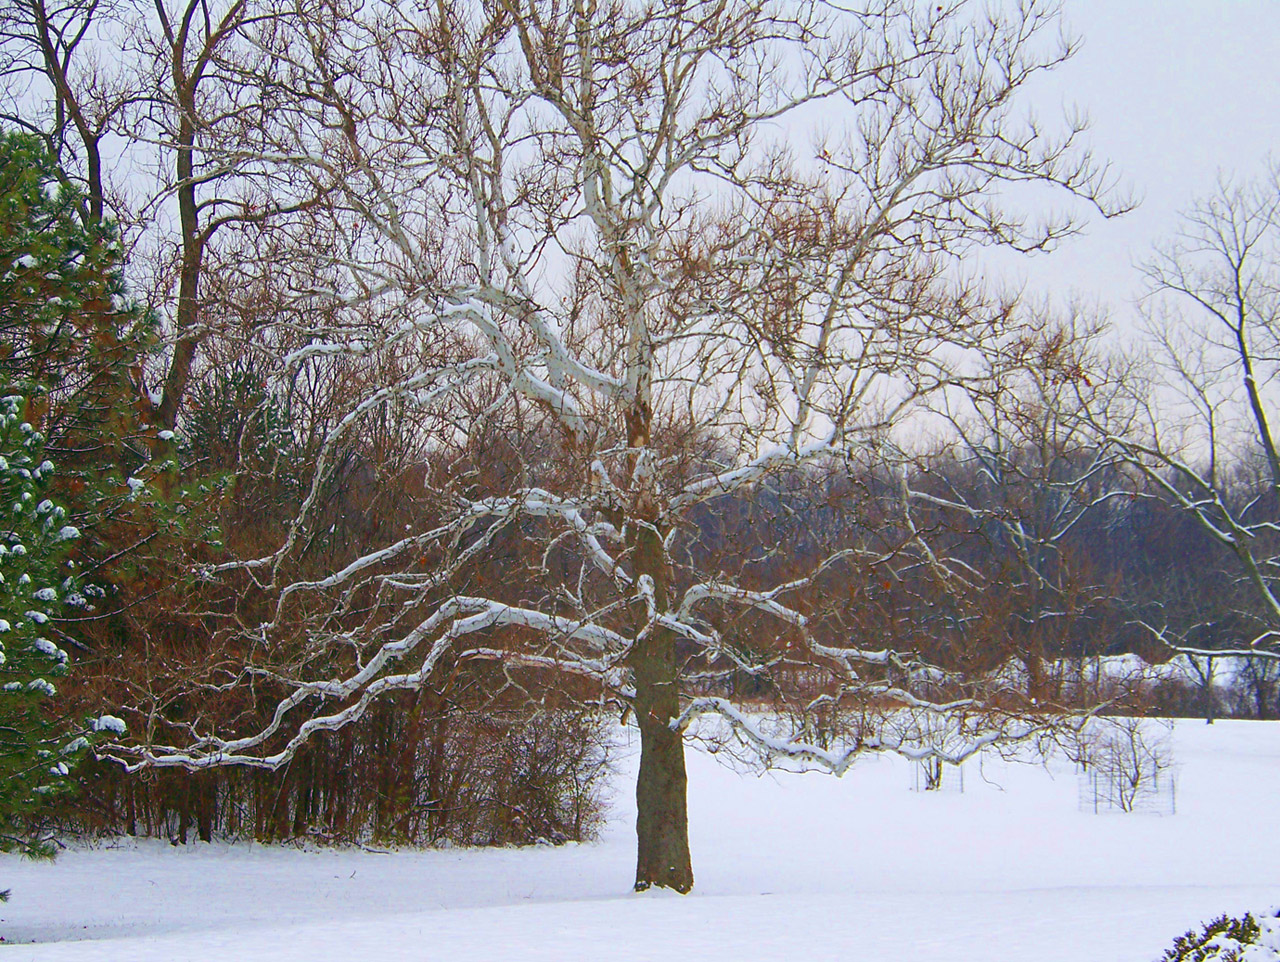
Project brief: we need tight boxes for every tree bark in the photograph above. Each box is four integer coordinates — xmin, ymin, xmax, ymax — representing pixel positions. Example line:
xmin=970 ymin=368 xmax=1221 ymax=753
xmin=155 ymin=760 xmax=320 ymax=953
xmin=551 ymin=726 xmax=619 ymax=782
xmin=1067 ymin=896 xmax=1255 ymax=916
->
xmin=626 ymin=396 xmax=693 ymax=891
xmin=156 ymin=103 xmax=203 ymax=432
xmin=632 ymin=624 xmax=693 ymax=893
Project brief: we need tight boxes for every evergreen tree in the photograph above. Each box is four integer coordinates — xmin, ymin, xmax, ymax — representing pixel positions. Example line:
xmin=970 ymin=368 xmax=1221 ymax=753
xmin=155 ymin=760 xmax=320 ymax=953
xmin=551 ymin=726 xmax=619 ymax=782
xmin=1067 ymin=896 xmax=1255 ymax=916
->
xmin=0 ymin=393 xmax=105 ymax=862
xmin=0 ymin=130 xmax=149 ymax=469
xmin=0 ymin=131 xmax=135 ymax=863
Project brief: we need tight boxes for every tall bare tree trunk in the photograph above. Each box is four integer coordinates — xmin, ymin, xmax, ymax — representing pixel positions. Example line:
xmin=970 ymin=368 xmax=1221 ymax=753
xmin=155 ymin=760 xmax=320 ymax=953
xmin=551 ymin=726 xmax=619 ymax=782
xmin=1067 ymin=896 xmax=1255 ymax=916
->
xmin=627 ymin=399 xmax=693 ymax=893
xmin=157 ymin=107 xmax=203 ymax=432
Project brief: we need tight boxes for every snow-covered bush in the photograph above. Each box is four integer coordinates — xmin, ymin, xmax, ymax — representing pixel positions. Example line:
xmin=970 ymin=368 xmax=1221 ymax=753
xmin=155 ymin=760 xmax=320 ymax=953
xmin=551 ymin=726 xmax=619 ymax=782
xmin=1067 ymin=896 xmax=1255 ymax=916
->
xmin=1158 ymin=909 xmax=1280 ymax=961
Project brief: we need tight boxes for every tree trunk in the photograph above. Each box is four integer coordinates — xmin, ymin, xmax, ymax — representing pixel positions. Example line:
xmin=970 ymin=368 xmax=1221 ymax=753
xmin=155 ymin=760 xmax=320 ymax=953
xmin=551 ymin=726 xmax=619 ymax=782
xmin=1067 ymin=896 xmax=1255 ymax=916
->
xmin=197 ymin=776 xmax=214 ymax=842
xmin=156 ymin=107 xmax=204 ymax=433
xmin=1203 ymin=657 xmax=1216 ymax=725
xmin=177 ymin=781 xmax=190 ymax=844
xmin=622 ymin=347 xmax=694 ymax=892
xmin=632 ymin=628 xmax=693 ymax=893
xmin=626 ymin=451 xmax=693 ymax=892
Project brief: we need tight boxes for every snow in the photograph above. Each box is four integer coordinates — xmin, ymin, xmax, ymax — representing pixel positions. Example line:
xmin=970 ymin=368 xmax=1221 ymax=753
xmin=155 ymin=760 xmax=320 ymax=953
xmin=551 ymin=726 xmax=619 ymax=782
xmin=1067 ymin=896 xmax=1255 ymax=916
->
xmin=1 ymin=720 xmax=1278 ymax=961
xmin=1247 ymin=917 xmax=1280 ymax=961
xmin=88 ymin=715 xmax=126 ymax=735
xmin=30 ymin=638 xmax=63 ymax=662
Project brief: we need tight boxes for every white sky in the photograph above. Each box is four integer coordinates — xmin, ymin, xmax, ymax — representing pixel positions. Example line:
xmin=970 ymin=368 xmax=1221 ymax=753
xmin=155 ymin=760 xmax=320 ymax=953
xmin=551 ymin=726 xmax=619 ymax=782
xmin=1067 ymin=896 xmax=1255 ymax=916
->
xmin=1005 ymin=0 xmax=1280 ymax=335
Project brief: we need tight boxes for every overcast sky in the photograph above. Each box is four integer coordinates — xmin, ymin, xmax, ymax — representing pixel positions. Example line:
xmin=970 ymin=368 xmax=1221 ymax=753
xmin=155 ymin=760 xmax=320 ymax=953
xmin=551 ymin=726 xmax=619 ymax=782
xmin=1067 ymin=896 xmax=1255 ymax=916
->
xmin=999 ymin=0 xmax=1280 ymax=334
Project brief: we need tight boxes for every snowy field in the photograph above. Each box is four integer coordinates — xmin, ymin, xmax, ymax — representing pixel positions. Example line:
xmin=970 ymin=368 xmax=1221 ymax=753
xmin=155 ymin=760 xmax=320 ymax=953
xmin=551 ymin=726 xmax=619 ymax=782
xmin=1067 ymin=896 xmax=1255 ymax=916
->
xmin=1 ymin=719 xmax=1277 ymax=961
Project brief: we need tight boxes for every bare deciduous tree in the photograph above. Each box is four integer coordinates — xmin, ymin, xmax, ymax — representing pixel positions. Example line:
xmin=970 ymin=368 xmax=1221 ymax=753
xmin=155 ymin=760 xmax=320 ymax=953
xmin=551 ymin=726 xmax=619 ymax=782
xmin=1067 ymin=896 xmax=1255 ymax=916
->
xmin=1109 ymin=164 xmax=1280 ymax=679
xmin=0 ymin=0 xmax=133 ymax=224
xmin=903 ymin=311 xmax=1134 ymax=699
xmin=105 ymin=0 xmax=1123 ymax=892
xmin=124 ymin=0 xmax=340 ymax=430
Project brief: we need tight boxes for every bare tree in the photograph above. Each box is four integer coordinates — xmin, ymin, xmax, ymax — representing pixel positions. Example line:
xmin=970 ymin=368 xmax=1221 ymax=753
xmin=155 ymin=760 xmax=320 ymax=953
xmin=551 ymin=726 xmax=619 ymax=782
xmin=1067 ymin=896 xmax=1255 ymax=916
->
xmin=903 ymin=310 xmax=1134 ymax=701
xmin=1238 ymin=653 xmax=1279 ymax=719
xmin=1 ymin=0 xmax=336 ymax=430
xmin=104 ymin=0 xmax=1123 ymax=892
xmin=0 ymin=0 xmax=135 ymax=224
xmin=123 ymin=0 xmax=340 ymax=430
xmin=1109 ymin=164 xmax=1280 ymax=679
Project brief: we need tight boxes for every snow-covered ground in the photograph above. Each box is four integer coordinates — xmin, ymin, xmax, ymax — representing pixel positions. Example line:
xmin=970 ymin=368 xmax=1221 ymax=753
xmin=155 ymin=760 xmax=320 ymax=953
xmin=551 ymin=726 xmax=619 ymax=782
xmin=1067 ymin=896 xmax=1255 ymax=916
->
xmin=1 ymin=719 xmax=1277 ymax=961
